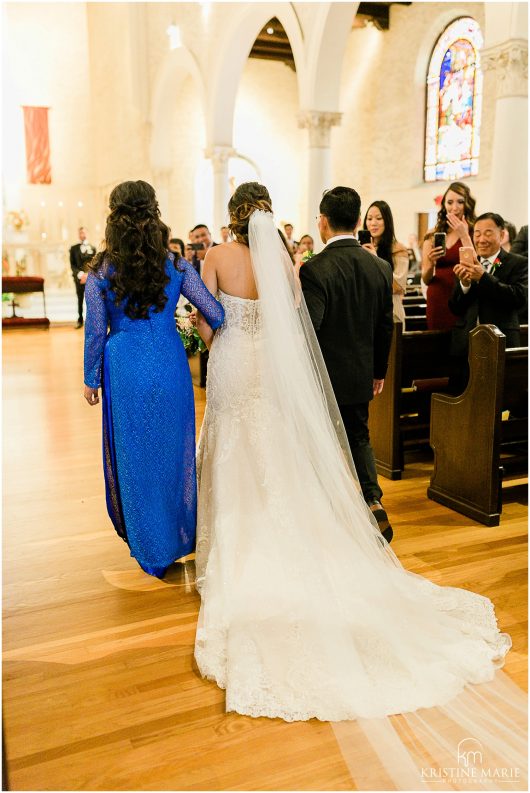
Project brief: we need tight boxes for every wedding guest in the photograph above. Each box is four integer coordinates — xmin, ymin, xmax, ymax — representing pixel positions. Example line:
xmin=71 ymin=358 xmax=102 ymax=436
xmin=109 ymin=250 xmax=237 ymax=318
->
xmin=190 ymin=224 xmax=217 ymax=387
xmin=501 ymin=221 xmax=517 ymax=252
xmin=283 ymin=223 xmax=298 ymax=253
xmin=294 ymin=234 xmax=314 ymax=268
xmin=190 ymin=224 xmax=216 ymax=275
xmin=83 ymin=180 xmax=224 ymax=579
xmin=168 ymin=238 xmax=185 ymax=257
xmin=362 ymin=201 xmax=409 ymax=326
xmin=511 ymin=225 xmax=528 ymax=258
xmin=70 ymin=227 xmax=96 ymax=328
xmin=421 ymin=182 xmax=476 ymax=330
xmin=184 ymin=243 xmax=194 ymax=263
xmin=449 ymin=212 xmax=527 ymax=392
xmin=220 ymin=226 xmax=231 ymax=243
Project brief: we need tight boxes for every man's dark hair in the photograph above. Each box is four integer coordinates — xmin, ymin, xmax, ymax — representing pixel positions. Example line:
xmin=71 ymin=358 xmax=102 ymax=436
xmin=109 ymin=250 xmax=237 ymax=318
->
xmin=191 ymin=223 xmax=209 ymax=233
xmin=320 ymin=186 xmax=361 ymax=231
xmin=505 ymin=221 xmax=517 ymax=245
xmin=475 ymin=212 xmax=505 ymax=229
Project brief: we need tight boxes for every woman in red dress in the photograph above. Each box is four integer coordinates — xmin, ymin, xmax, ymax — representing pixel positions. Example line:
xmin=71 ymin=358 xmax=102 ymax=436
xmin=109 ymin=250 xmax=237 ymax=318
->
xmin=422 ymin=182 xmax=476 ymax=330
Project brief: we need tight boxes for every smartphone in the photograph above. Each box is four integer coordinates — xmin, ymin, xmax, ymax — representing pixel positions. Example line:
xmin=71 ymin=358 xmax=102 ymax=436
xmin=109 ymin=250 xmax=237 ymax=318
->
xmin=358 ymin=229 xmax=371 ymax=245
xmin=190 ymin=242 xmax=205 ymax=251
xmin=459 ymin=246 xmax=474 ymax=266
xmin=433 ymin=232 xmax=446 ymax=253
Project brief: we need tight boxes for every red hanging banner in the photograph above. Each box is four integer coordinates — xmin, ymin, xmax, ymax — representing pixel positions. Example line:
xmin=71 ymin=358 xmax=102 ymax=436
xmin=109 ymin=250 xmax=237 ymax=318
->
xmin=22 ymin=106 xmax=52 ymax=184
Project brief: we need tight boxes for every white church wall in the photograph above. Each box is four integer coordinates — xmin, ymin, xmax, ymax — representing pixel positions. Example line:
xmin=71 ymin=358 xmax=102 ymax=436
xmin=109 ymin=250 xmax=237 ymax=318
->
xmin=3 ymin=1 xmax=525 ymax=264
xmin=166 ymin=74 xmax=208 ymax=240
xmin=333 ymin=2 xmax=514 ymax=244
xmin=233 ymin=58 xmax=305 ymax=235
xmin=3 ymin=2 xmax=95 ymax=248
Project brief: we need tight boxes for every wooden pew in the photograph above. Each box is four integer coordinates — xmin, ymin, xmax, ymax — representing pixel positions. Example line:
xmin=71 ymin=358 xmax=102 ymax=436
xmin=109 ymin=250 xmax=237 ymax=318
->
xmin=368 ymin=320 xmax=452 ymax=479
xmin=403 ymin=296 xmax=426 ymax=329
xmin=428 ymin=324 xmax=528 ymax=526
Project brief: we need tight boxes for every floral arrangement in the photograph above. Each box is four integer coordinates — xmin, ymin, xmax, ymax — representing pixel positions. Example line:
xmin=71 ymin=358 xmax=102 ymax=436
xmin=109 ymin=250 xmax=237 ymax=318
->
xmin=6 ymin=211 xmax=29 ymax=232
xmin=176 ymin=303 xmax=206 ymax=354
xmin=301 ymin=250 xmax=314 ymax=264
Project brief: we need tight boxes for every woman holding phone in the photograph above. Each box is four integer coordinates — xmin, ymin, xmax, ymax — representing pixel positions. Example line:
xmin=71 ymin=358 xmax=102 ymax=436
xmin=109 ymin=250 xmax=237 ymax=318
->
xmin=421 ymin=182 xmax=476 ymax=330
xmin=361 ymin=201 xmax=409 ymax=327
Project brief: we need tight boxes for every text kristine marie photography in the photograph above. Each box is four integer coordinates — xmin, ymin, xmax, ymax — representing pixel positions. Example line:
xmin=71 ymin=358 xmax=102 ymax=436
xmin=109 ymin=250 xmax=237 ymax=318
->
xmin=420 ymin=738 xmax=523 ymax=783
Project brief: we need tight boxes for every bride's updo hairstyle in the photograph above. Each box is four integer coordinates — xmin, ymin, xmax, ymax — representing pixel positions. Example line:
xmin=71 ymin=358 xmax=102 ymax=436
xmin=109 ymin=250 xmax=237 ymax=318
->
xmin=90 ymin=180 xmax=171 ymax=320
xmin=228 ymin=182 xmax=272 ymax=245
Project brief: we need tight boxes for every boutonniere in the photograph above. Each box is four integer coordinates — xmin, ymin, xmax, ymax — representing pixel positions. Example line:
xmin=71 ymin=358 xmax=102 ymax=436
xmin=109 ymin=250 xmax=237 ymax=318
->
xmin=301 ymin=251 xmax=314 ymax=264
xmin=490 ymin=257 xmax=502 ymax=274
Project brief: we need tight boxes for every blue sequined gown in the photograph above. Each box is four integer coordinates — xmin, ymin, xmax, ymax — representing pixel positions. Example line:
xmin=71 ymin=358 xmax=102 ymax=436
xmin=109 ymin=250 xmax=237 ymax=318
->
xmin=84 ymin=255 xmax=225 ymax=578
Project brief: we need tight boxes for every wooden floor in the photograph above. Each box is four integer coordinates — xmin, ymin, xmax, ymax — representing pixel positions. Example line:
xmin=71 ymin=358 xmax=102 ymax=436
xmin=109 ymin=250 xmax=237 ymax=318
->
xmin=3 ymin=328 xmax=528 ymax=791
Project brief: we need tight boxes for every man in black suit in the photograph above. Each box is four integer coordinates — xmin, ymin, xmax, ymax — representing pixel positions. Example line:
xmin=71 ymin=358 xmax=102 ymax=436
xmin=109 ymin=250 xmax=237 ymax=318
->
xmin=449 ymin=212 xmax=528 ymax=392
xmin=190 ymin=224 xmax=216 ymax=276
xmin=69 ymin=227 xmax=95 ymax=328
xmin=300 ymin=186 xmax=394 ymax=541
xmin=189 ymin=224 xmax=217 ymax=386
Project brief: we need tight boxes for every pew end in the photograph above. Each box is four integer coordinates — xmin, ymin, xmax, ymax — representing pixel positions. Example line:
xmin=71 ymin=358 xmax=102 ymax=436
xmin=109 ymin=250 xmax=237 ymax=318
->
xmin=369 ymin=320 xmax=452 ymax=480
xmin=428 ymin=325 xmax=528 ymax=526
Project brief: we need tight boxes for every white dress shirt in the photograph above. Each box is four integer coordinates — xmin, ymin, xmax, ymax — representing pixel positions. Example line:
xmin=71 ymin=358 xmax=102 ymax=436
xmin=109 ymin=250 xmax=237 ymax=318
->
xmin=325 ymin=234 xmax=356 ymax=246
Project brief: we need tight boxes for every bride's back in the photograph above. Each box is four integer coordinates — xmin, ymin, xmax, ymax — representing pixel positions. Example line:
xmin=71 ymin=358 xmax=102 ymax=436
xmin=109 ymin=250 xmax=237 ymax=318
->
xmin=212 ymin=241 xmax=259 ymax=301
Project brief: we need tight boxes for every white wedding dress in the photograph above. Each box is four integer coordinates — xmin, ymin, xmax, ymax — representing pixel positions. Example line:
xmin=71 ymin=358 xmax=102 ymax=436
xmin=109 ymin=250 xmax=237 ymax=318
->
xmin=193 ymin=212 xmax=525 ymax=788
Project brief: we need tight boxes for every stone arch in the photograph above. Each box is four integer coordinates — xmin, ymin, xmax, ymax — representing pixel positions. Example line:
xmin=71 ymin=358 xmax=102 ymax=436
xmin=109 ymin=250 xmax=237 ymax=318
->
xmin=413 ymin=7 xmax=478 ymax=89
xmin=304 ymin=2 xmax=359 ymax=111
xmin=206 ymin=3 xmax=306 ymax=147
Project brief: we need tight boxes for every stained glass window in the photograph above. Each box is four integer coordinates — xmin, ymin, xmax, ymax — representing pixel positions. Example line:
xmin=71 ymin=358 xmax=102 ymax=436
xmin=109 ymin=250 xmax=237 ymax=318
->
xmin=424 ymin=18 xmax=483 ymax=183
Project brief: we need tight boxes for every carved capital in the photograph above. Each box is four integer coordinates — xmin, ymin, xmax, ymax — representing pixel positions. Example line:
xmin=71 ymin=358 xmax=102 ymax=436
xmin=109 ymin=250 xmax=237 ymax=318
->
xmin=205 ymin=145 xmax=236 ymax=172
xmin=298 ymin=111 xmax=342 ymax=148
xmin=482 ymin=39 xmax=528 ymax=98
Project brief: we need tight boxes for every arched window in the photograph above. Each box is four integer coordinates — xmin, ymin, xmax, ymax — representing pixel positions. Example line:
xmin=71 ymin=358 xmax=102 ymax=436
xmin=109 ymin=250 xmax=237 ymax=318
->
xmin=424 ymin=17 xmax=483 ymax=182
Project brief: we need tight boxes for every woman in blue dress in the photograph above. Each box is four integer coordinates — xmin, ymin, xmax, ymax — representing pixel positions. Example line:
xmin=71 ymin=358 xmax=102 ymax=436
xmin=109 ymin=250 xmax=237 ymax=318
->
xmin=83 ymin=180 xmax=224 ymax=578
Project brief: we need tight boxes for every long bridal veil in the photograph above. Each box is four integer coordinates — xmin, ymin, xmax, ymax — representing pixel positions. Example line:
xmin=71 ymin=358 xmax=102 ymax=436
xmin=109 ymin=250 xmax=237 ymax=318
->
xmin=198 ymin=210 xmax=527 ymax=789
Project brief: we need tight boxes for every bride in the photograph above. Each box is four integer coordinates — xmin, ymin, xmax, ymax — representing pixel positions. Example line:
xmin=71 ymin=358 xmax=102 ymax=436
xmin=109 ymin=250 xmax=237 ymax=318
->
xmin=193 ymin=183 xmax=525 ymax=786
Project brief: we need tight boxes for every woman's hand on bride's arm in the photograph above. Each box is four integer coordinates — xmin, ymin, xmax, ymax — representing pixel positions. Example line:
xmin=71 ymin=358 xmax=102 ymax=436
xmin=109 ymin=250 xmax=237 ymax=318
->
xmin=196 ymin=312 xmax=214 ymax=350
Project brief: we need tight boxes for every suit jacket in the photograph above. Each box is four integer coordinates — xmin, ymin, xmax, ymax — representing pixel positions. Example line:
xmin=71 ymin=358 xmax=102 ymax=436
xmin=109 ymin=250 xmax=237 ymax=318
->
xmin=300 ymin=238 xmax=394 ymax=405
xmin=70 ymin=242 xmax=96 ymax=276
xmin=448 ymin=248 xmax=528 ymax=356
xmin=192 ymin=241 xmax=218 ymax=275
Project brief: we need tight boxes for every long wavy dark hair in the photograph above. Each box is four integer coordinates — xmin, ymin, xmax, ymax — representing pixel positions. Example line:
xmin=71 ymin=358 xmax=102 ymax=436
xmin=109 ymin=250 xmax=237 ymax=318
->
xmin=363 ymin=200 xmax=399 ymax=271
xmin=429 ymin=181 xmax=477 ymax=238
xmin=90 ymin=180 xmax=171 ymax=319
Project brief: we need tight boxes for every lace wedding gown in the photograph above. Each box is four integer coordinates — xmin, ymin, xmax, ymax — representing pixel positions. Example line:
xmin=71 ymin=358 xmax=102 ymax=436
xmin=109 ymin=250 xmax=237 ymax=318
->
xmin=194 ymin=287 xmax=512 ymax=723
xmin=191 ymin=213 xmax=527 ymax=789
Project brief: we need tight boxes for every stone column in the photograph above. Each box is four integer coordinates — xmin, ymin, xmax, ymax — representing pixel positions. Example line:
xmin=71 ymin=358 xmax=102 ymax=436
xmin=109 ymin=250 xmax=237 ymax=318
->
xmin=206 ymin=145 xmax=235 ymax=236
xmin=482 ymin=39 xmax=528 ymax=226
xmin=298 ymin=111 xmax=342 ymax=247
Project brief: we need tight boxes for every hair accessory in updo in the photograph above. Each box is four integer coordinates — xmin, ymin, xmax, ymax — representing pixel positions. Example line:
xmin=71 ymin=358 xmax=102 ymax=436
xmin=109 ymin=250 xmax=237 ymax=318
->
xmin=228 ymin=182 xmax=273 ymax=245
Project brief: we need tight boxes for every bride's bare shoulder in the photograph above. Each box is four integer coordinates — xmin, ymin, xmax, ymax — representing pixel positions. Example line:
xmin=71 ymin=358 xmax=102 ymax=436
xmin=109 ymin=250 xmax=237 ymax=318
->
xmin=209 ymin=241 xmax=247 ymax=256
xmin=208 ymin=241 xmax=249 ymax=265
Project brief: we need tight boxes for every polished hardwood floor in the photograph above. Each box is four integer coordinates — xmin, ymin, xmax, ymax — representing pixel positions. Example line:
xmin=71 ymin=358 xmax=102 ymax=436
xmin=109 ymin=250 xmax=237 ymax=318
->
xmin=3 ymin=328 xmax=528 ymax=791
